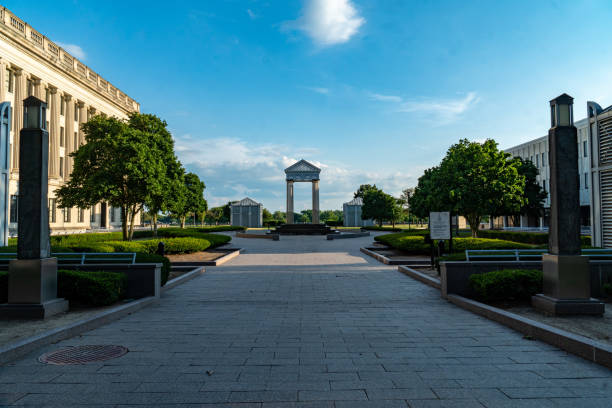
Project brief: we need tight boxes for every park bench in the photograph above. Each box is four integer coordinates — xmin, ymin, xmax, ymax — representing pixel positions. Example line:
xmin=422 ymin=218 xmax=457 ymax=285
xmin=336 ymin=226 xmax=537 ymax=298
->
xmin=465 ymin=248 xmax=612 ymax=261
xmin=0 ymin=252 xmax=137 ymax=265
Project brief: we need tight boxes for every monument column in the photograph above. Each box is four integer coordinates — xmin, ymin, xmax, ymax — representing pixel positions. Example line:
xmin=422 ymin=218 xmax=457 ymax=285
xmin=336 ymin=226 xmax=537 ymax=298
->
xmin=286 ymin=181 xmax=294 ymax=224
xmin=64 ymin=95 xmax=73 ymax=179
xmin=312 ymin=180 xmax=320 ymax=224
xmin=11 ymin=68 xmax=24 ymax=172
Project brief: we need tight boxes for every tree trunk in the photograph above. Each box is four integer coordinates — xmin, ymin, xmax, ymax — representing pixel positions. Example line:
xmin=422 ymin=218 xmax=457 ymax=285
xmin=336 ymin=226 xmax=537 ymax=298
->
xmin=180 ymin=216 xmax=186 ymax=229
xmin=121 ymin=205 xmax=128 ymax=241
xmin=128 ymin=205 xmax=137 ymax=241
xmin=466 ymin=214 xmax=481 ymax=238
xmin=153 ymin=213 xmax=158 ymax=237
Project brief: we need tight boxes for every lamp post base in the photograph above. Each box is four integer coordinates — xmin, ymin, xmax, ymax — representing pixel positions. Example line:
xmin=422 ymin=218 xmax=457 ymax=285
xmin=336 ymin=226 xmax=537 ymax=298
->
xmin=532 ymin=294 xmax=605 ymax=316
xmin=0 ymin=298 xmax=69 ymax=319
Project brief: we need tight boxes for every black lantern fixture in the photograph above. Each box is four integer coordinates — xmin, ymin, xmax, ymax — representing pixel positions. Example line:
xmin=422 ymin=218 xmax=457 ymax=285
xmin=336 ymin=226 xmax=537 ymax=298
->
xmin=23 ymin=96 xmax=47 ymax=130
xmin=549 ymin=93 xmax=573 ymax=128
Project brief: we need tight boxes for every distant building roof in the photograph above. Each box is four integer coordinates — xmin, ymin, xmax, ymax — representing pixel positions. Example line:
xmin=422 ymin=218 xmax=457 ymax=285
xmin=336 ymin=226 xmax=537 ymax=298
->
xmin=231 ymin=197 xmax=261 ymax=206
xmin=344 ymin=197 xmax=363 ymax=206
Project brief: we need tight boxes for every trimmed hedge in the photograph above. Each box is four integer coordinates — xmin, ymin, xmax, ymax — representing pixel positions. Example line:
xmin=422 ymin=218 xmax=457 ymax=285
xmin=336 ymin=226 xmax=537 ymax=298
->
xmin=477 ymin=230 xmax=592 ymax=247
xmin=58 ymin=270 xmax=127 ymax=306
xmin=469 ymin=269 xmax=542 ymax=302
xmin=374 ymin=232 xmax=536 ymax=255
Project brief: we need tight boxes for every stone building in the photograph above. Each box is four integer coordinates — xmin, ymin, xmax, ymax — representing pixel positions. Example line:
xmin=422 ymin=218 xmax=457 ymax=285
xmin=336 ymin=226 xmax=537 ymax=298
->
xmin=502 ymin=117 xmax=591 ymax=230
xmin=230 ymin=197 xmax=263 ymax=228
xmin=342 ymin=197 xmax=374 ymax=227
xmin=0 ymin=6 xmax=140 ymax=235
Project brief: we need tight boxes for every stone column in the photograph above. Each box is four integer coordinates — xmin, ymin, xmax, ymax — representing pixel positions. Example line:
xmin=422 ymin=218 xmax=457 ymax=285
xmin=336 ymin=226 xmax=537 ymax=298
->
xmin=0 ymin=60 xmax=5 ymax=102
xmin=77 ymin=101 xmax=86 ymax=146
xmin=63 ymin=95 xmax=73 ymax=179
xmin=11 ymin=68 xmax=23 ymax=172
xmin=48 ymin=87 xmax=59 ymax=179
xmin=286 ymin=181 xmax=294 ymax=224
xmin=312 ymin=180 xmax=320 ymax=224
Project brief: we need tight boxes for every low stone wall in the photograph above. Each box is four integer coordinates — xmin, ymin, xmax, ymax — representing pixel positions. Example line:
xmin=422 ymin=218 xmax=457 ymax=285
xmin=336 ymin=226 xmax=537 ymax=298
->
xmin=236 ymin=232 xmax=279 ymax=240
xmin=61 ymin=263 xmax=161 ymax=299
xmin=327 ymin=231 xmax=369 ymax=240
xmin=441 ymin=260 xmax=612 ymax=299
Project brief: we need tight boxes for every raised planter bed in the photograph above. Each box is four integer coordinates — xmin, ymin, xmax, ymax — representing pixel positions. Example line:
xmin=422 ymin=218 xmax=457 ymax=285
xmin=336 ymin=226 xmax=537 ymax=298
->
xmin=360 ymin=247 xmax=431 ymax=266
xmin=166 ymin=248 xmax=241 ymax=267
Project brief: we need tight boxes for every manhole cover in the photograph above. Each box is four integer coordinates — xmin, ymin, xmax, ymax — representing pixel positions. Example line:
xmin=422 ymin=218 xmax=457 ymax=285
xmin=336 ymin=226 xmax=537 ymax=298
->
xmin=39 ymin=345 xmax=129 ymax=365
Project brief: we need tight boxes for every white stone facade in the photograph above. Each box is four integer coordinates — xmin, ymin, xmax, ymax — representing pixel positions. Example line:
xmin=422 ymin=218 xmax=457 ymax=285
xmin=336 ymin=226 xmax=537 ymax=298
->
xmin=0 ymin=6 xmax=140 ymax=235
xmin=230 ymin=197 xmax=263 ymax=228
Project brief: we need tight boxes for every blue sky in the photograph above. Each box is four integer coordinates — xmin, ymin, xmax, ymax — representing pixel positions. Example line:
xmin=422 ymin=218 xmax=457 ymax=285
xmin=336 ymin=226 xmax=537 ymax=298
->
xmin=7 ymin=0 xmax=612 ymax=211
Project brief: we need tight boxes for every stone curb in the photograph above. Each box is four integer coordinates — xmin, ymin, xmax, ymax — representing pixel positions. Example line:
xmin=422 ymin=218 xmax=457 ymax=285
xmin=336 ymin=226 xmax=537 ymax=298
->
xmin=397 ymin=265 xmax=441 ymax=289
xmin=161 ymin=267 xmax=205 ymax=292
xmin=0 ymin=296 xmax=158 ymax=365
xmin=447 ymin=294 xmax=612 ymax=369
xmin=360 ymin=247 xmax=430 ymax=266
xmin=169 ymin=248 xmax=241 ymax=267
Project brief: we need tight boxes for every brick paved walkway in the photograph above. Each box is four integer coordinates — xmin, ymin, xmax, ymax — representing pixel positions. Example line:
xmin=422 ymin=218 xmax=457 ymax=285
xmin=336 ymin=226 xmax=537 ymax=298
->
xmin=1 ymin=233 xmax=611 ymax=407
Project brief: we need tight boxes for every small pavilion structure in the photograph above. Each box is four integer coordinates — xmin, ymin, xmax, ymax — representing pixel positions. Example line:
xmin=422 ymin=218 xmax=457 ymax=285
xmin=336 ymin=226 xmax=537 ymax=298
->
xmin=230 ymin=197 xmax=263 ymax=228
xmin=343 ymin=197 xmax=374 ymax=227
xmin=284 ymin=159 xmax=320 ymax=224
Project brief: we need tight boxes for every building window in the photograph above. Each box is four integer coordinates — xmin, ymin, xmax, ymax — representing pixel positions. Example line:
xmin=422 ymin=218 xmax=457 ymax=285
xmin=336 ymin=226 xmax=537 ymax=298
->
xmin=541 ymin=152 xmax=546 ymax=167
xmin=78 ymin=208 xmax=85 ymax=223
xmin=585 ymin=173 xmax=589 ymax=189
xmin=74 ymin=132 xmax=78 ymax=149
xmin=26 ymin=79 xmax=33 ymax=96
xmin=535 ymin=154 xmax=539 ymax=168
xmin=9 ymin=195 xmax=18 ymax=223
xmin=59 ymin=157 xmax=64 ymax=177
xmin=583 ymin=141 xmax=588 ymax=157
xmin=74 ymin=103 xmax=79 ymax=121
xmin=63 ymin=207 xmax=71 ymax=223
xmin=5 ymin=68 xmax=13 ymax=93
xmin=90 ymin=206 xmax=96 ymax=223
xmin=49 ymin=198 xmax=57 ymax=223
xmin=110 ymin=207 xmax=116 ymax=223
xmin=60 ymin=96 xmax=65 ymax=116
xmin=60 ymin=127 xmax=65 ymax=147
xmin=45 ymin=88 xmax=49 ymax=103
xmin=542 ymin=180 xmax=546 ymax=192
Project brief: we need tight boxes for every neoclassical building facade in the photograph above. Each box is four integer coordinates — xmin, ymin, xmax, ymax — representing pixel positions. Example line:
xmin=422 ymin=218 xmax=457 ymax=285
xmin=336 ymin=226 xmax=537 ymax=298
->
xmin=0 ymin=6 xmax=140 ymax=235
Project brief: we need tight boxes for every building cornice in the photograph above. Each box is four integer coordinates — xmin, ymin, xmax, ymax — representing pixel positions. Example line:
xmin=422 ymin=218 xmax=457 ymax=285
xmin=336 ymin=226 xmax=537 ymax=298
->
xmin=0 ymin=6 xmax=139 ymax=114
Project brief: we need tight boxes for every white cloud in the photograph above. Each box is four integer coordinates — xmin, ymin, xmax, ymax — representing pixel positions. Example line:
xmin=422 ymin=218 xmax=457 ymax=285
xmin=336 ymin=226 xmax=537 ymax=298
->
xmin=284 ymin=0 xmax=365 ymax=46
xmin=246 ymin=9 xmax=257 ymax=19
xmin=398 ymin=92 xmax=479 ymax=119
xmin=56 ymin=42 xmax=86 ymax=60
xmin=368 ymin=92 xmax=402 ymax=103
xmin=305 ymin=86 xmax=330 ymax=94
xmin=174 ymin=135 xmax=417 ymax=210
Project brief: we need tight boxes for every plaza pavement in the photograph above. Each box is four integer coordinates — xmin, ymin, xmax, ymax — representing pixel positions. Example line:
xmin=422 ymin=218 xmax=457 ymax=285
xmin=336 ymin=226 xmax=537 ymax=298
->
xmin=1 ymin=233 xmax=611 ymax=407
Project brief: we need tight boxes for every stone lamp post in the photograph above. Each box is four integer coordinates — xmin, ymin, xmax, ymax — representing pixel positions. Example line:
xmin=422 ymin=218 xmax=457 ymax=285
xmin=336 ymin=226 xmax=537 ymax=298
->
xmin=531 ymin=94 xmax=604 ymax=316
xmin=0 ymin=96 xmax=68 ymax=319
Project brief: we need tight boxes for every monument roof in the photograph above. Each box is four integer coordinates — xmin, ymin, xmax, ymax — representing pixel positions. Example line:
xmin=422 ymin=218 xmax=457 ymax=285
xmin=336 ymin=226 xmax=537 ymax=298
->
xmin=345 ymin=197 xmax=363 ymax=206
xmin=284 ymin=159 xmax=321 ymax=174
xmin=232 ymin=197 xmax=261 ymax=206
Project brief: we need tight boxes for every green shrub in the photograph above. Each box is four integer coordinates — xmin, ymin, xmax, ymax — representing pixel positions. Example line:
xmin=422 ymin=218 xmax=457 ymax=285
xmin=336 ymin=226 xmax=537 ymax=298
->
xmin=603 ymin=283 xmax=612 ymax=297
xmin=451 ymin=238 xmax=534 ymax=251
xmin=135 ymin=253 xmax=171 ymax=286
xmin=57 ymin=270 xmax=127 ymax=306
xmin=0 ymin=271 xmax=7 ymax=303
xmin=363 ymin=226 xmax=404 ymax=232
xmin=469 ymin=269 xmax=542 ymax=302
xmin=477 ymin=230 xmax=592 ymax=247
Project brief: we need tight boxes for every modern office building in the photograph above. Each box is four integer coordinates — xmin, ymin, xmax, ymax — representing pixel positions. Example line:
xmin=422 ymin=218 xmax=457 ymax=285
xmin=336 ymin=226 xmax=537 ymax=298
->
xmin=0 ymin=6 xmax=140 ymax=235
xmin=503 ymin=117 xmax=591 ymax=230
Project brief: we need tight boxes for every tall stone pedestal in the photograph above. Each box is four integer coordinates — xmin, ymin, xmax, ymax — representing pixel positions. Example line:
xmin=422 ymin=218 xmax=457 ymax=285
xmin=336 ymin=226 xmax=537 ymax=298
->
xmin=532 ymin=254 xmax=604 ymax=316
xmin=0 ymin=258 xmax=68 ymax=319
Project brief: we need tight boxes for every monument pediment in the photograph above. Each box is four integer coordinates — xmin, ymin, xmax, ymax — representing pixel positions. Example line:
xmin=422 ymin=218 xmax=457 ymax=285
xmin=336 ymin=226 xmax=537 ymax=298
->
xmin=285 ymin=159 xmax=320 ymax=181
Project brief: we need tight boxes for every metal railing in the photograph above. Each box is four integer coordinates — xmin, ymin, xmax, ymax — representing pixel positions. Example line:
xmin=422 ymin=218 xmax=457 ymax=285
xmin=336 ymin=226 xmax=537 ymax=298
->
xmin=465 ymin=248 xmax=612 ymax=261
xmin=0 ymin=252 xmax=137 ymax=265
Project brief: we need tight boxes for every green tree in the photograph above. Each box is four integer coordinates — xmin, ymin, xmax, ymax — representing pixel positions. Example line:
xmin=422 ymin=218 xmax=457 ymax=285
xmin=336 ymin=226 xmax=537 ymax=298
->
xmin=206 ymin=207 xmax=224 ymax=225
xmin=272 ymin=211 xmax=286 ymax=224
xmin=410 ymin=139 xmax=525 ymax=237
xmin=361 ymin=187 xmax=396 ymax=227
xmin=354 ymin=184 xmax=377 ymax=199
xmin=300 ymin=209 xmax=313 ymax=223
xmin=56 ymin=114 xmax=167 ymax=240
xmin=170 ymin=172 xmax=207 ymax=228
xmin=262 ymin=208 xmax=273 ymax=223
xmin=516 ymin=157 xmax=547 ymax=218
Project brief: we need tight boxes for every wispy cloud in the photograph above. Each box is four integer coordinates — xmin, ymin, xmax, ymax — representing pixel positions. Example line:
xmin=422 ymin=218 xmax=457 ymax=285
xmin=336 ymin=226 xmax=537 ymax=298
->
xmin=305 ymin=86 xmax=330 ymax=95
xmin=398 ymin=92 xmax=479 ymax=118
xmin=368 ymin=92 xmax=402 ymax=103
xmin=246 ymin=9 xmax=257 ymax=19
xmin=283 ymin=0 xmax=365 ymax=46
xmin=56 ymin=42 xmax=86 ymax=60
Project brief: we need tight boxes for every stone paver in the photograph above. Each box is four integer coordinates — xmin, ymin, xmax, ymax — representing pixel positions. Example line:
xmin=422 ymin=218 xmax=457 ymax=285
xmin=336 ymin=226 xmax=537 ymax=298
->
xmin=0 ymin=232 xmax=611 ymax=407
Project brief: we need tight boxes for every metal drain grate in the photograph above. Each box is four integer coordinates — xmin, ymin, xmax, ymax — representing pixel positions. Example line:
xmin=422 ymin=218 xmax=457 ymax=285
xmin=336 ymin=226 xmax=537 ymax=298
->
xmin=39 ymin=345 xmax=129 ymax=365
